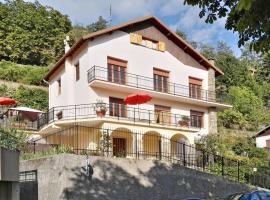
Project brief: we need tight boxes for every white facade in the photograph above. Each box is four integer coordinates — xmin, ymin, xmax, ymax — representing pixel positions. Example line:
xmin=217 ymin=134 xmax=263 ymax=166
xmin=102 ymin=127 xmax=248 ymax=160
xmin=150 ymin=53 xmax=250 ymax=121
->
xmin=256 ymin=135 xmax=270 ymax=148
xmin=45 ymin=25 xmax=230 ymax=143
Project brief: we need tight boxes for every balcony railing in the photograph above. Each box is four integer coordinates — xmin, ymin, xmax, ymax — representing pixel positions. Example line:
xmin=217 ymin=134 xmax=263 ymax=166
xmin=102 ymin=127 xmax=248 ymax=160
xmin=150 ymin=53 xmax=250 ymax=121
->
xmin=87 ymin=66 xmax=227 ymax=104
xmin=36 ymin=103 xmax=200 ymax=130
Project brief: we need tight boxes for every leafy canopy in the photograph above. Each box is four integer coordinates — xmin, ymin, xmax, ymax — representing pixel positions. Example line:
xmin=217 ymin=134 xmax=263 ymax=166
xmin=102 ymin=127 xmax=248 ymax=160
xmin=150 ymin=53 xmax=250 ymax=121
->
xmin=184 ymin=0 xmax=270 ymax=53
xmin=0 ymin=0 xmax=72 ymax=66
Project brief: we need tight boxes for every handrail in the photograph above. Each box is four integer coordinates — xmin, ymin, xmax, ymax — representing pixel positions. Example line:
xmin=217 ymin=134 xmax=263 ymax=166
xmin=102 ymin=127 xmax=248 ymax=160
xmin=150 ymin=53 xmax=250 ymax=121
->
xmin=36 ymin=103 xmax=200 ymax=130
xmin=87 ymin=66 xmax=229 ymax=104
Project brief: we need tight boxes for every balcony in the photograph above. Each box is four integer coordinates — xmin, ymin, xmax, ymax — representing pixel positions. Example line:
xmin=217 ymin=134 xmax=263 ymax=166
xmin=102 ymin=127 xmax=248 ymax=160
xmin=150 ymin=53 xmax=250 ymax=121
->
xmin=37 ymin=103 xmax=201 ymax=131
xmin=87 ymin=66 xmax=231 ymax=108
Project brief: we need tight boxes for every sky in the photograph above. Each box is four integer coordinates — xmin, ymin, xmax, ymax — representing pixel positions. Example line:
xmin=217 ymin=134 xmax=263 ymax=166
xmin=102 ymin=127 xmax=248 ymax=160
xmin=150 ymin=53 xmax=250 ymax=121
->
xmin=29 ymin=0 xmax=241 ymax=56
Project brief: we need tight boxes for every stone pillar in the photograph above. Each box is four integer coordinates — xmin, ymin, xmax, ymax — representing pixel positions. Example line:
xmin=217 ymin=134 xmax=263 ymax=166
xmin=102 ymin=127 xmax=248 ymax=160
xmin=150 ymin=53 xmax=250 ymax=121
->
xmin=208 ymin=107 xmax=217 ymax=134
xmin=208 ymin=67 xmax=216 ymax=102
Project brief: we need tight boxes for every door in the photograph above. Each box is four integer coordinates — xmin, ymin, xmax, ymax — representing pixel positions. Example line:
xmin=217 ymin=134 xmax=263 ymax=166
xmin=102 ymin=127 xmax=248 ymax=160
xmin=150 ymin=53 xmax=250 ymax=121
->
xmin=113 ymin=138 xmax=126 ymax=157
xmin=107 ymin=57 xmax=127 ymax=85
xmin=154 ymin=105 xmax=171 ymax=125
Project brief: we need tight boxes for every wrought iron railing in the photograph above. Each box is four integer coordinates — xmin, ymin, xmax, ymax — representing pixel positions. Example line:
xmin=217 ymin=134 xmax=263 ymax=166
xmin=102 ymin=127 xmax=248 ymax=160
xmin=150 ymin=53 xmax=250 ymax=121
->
xmin=36 ymin=103 xmax=199 ymax=130
xmin=22 ymin=125 xmax=270 ymax=189
xmin=87 ymin=66 xmax=229 ymax=104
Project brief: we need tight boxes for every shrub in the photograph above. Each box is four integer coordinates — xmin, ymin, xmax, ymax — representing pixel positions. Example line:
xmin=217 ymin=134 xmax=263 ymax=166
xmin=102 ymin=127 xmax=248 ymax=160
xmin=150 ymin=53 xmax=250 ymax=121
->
xmin=0 ymin=128 xmax=27 ymax=150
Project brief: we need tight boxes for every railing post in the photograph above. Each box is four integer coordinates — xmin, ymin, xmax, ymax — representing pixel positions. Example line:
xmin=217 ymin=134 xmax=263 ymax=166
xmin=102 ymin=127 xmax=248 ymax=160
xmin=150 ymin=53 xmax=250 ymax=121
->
xmin=136 ymin=75 xmax=138 ymax=88
xmin=174 ymin=83 xmax=176 ymax=95
xmin=33 ymin=141 xmax=36 ymax=154
xmin=148 ymin=110 xmax=151 ymax=125
xmin=221 ymin=157 xmax=224 ymax=176
xmin=75 ymin=105 xmax=77 ymax=121
xmin=183 ymin=143 xmax=186 ymax=166
xmin=93 ymin=66 xmax=96 ymax=80
xmin=237 ymin=161 xmax=240 ymax=181
xmin=202 ymin=150 xmax=205 ymax=171
xmin=134 ymin=108 xmax=136 ymax=123
xmin=52 ymin=108 xmax=55 ymax=122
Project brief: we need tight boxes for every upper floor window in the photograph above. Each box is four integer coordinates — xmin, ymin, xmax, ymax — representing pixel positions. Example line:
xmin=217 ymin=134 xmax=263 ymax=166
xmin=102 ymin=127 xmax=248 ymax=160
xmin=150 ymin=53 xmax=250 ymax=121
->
xmin=190 ymin=110 xmax=203 ymax=128
xmin=142 ymin=37 xmax=158 ymax=50
xmin=109 ymin=97 xmax=126 ymax=118
xmin=154 ymin=105 xmax=171 ymax=125
xmin=154 ymin=68 xmax=169 ymax=93
xmin=75 ymin=62 xmax=80 ymax=81
xmin=107 ymin=56 xmax=127 ymax=85
xmin=189 ymin=77 xmax=202 ymax=99
xmin=57 ymin=78 xmax=61 ymax=95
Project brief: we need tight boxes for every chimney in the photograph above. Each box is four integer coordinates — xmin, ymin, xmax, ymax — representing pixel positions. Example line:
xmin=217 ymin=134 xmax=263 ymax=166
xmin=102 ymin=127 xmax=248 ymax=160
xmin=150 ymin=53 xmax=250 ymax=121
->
xmin=208 ymin=58 xmax=215 ymax=66
xmin=64 ymin=35 xmax=70 ymax=53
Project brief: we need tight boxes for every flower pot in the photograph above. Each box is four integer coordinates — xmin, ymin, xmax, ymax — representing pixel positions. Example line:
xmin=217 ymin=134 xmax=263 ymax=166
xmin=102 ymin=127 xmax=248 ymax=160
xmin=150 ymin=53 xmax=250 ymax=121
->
xmin=96 ymin=110 xmax=106 ymax=117
xmin=179 ymin=120 xmax=189 ymax=127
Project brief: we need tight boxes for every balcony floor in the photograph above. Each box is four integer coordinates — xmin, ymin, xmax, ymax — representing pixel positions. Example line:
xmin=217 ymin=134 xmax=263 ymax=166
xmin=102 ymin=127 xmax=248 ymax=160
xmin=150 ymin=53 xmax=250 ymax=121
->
xmin=89 ymin=80 xmax=232 ymax=109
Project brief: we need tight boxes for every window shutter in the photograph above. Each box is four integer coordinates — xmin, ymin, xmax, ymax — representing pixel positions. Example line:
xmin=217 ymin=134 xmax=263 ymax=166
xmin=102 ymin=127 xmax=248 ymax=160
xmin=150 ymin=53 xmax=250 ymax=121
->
xmin=137 ymin=34 xmax=142 ymax=45
xmin=158 ymin=41 xmax=166 ymax=52
xmin=130 ymin=33 xmax=142 ymax=45
xmin=130 ymin=33 xmax=138 ymax=44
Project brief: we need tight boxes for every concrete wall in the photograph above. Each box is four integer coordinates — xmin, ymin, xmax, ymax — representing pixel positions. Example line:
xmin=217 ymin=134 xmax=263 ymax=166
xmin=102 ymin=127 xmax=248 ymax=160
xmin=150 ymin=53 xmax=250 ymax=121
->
xmin=20 ymin=154 xmax=250 ymax=200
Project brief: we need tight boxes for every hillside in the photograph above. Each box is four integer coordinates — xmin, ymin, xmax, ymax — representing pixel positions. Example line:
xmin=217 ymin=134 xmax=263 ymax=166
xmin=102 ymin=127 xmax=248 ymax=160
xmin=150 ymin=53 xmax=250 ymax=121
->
xmin=0 ymin=61 xmax=48 ymax=111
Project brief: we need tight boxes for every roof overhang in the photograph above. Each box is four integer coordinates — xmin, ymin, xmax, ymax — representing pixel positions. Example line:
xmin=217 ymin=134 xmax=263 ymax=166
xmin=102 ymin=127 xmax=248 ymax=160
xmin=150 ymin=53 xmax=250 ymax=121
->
xmin=45 ymin=16 xmax=224 ymax=81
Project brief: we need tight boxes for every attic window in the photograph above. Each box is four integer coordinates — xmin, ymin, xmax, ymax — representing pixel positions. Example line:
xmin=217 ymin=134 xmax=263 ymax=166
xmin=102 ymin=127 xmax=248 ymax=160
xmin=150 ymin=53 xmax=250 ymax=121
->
xmin=142 ymin=37 xmax=158 ymax=50
xmin=130 ymin=33 xmax=166 ymax=52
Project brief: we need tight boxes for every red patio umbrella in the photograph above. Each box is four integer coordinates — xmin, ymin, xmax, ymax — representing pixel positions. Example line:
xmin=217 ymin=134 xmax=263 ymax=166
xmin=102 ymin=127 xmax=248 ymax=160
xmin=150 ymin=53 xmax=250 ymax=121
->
xmin=0 ymin=97 xmax=16 ymax=105
xmin=124 ymin=93 xmax=152 ymax=105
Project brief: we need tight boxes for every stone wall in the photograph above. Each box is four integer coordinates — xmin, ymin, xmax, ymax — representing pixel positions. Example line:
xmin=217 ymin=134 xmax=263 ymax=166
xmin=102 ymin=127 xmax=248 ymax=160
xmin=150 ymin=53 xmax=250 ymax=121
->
xmin=20 ymin=154 xmax=251 ymax=200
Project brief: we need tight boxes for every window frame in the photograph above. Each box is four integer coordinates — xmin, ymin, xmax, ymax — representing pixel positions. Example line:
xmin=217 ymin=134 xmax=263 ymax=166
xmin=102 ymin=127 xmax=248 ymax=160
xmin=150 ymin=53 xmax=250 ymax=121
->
xmin=190 ymin=110 xmax=204 ymax=128
xmin=153 ymin=68 xmax=170 ymax=93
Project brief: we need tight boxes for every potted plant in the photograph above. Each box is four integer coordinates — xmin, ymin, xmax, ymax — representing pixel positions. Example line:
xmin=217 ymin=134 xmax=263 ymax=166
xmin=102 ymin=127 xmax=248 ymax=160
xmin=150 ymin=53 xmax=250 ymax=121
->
xmin=95 ymin=100 xmax=107 ymax=117
xmin=179 ymin=116 xmax=190 ymax=127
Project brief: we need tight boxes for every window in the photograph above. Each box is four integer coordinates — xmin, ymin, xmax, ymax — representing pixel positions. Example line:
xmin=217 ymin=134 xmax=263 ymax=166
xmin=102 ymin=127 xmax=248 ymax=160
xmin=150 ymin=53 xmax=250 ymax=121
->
xmin=189 ymin=77 xmax=202 ymax=99
xmin=154 ymin=68 xmax=169 ymax=93
xmin=190 ymin=110 xmax=203 ymax=128
xmin=142 ymin=37 xmax=159 ymax=50
xmin=107 ymin=57 xmax=127 ymax=85
xmin=57 ymin=78 xmax=61 ymax=95
xmin=75 ymin=62 xmax=80 ymax=81
xmin=155 ymin=105 xmax=171 ymax=125
xmin=109 ymin=97 xmax=126 ymax=118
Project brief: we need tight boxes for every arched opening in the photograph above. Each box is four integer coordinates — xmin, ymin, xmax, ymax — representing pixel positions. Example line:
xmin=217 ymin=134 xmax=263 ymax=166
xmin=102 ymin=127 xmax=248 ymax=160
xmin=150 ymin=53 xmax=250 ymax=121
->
xmin=143 ymin=131 xmax=161 ymax=159
xmin=111 ymin=128 xmax=133 ymax=157
xmin=170 ymin=134 xmax=190 ymax=162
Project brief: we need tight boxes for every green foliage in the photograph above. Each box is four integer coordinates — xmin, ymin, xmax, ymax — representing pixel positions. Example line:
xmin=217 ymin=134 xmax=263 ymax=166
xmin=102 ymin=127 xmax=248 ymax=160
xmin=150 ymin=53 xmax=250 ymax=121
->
xmin=0 ymin=61 xmax=49 ymax=86
xmin=175 ymin=29 xmax=187 ymax=40
xmin=184 ymin=0 xmax=270 ymax=53
xmin=0 ymin=128 xmax=27 ymax=150
xmin=218 ymin=109 xmax=246 ymax=129
xmin=21 ymin=145 xmax=73 ymax=160
xmin=0 ymin=84 xmax=48 ymax=111
xmin=70 ymin=16 xmax=108 ymax=42
xmin=228 ymin=87 xmax=264 ymax=129
xmin=0 ymin=0 xmax=72 ymax=66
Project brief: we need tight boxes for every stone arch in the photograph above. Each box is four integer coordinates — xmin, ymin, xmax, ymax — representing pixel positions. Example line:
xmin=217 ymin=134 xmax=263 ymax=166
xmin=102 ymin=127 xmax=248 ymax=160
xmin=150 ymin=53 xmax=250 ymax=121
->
xmin=111 ymin=127 xmax=133 ymax=157
xmin=143 ymin=131 xmax=161 ymax=158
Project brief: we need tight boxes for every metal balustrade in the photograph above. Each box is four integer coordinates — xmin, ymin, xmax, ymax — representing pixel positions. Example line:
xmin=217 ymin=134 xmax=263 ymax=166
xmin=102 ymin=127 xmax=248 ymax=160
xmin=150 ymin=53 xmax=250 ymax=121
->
xmin=22 ymin=125 xmax=270 ymax=189
xmin=36 ymin=103 xmax=199 ymax=130
xmin=87 ymin=66 xmax=229 ymax=104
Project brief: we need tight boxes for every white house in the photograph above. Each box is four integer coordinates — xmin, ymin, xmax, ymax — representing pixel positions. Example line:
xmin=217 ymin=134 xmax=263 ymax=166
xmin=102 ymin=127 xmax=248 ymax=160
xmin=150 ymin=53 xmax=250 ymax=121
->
xmin=37 ymin=16 xmax=231 ymax=157
xmin=255 ymin=125 xmax=270 ymax=149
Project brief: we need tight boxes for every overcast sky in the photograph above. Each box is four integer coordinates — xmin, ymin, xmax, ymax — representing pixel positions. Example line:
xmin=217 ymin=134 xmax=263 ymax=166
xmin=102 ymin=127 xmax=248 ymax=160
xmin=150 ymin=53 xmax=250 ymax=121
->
xmin=26 ymin=0 xmax=241 ymax=56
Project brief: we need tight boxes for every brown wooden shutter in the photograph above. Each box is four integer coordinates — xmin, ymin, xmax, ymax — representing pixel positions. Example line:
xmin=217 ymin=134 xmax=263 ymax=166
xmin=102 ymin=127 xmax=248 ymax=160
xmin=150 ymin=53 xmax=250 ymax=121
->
xmin=153 ymin=68 xmax=169 ymax=77
xmin=130 ymin=33 xmax=142 ymax=45
xmin=158 ymin=41 xmax=166 ymax=52
xmin=266 ymin=140 xmax=270 ymax=148
xmin=107 ymin=56 xmax=127 ymax=67
xmin=189 ymin=77 xmax=202 ymax=85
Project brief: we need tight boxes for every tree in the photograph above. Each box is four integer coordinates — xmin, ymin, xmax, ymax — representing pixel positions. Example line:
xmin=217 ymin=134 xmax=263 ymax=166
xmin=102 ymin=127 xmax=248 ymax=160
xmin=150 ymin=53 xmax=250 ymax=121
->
xmin=175 ymin=29 xmax=187 ymax=40
xmin=0 ymin=128 xmax=27 ymax=150
xmin=0 ymin=0 xmax=72 ymax=66
xmin=87 ymin=16 xmax=108 ymax=33
xmin=184 ymin=0 xmax=270 ymax=53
